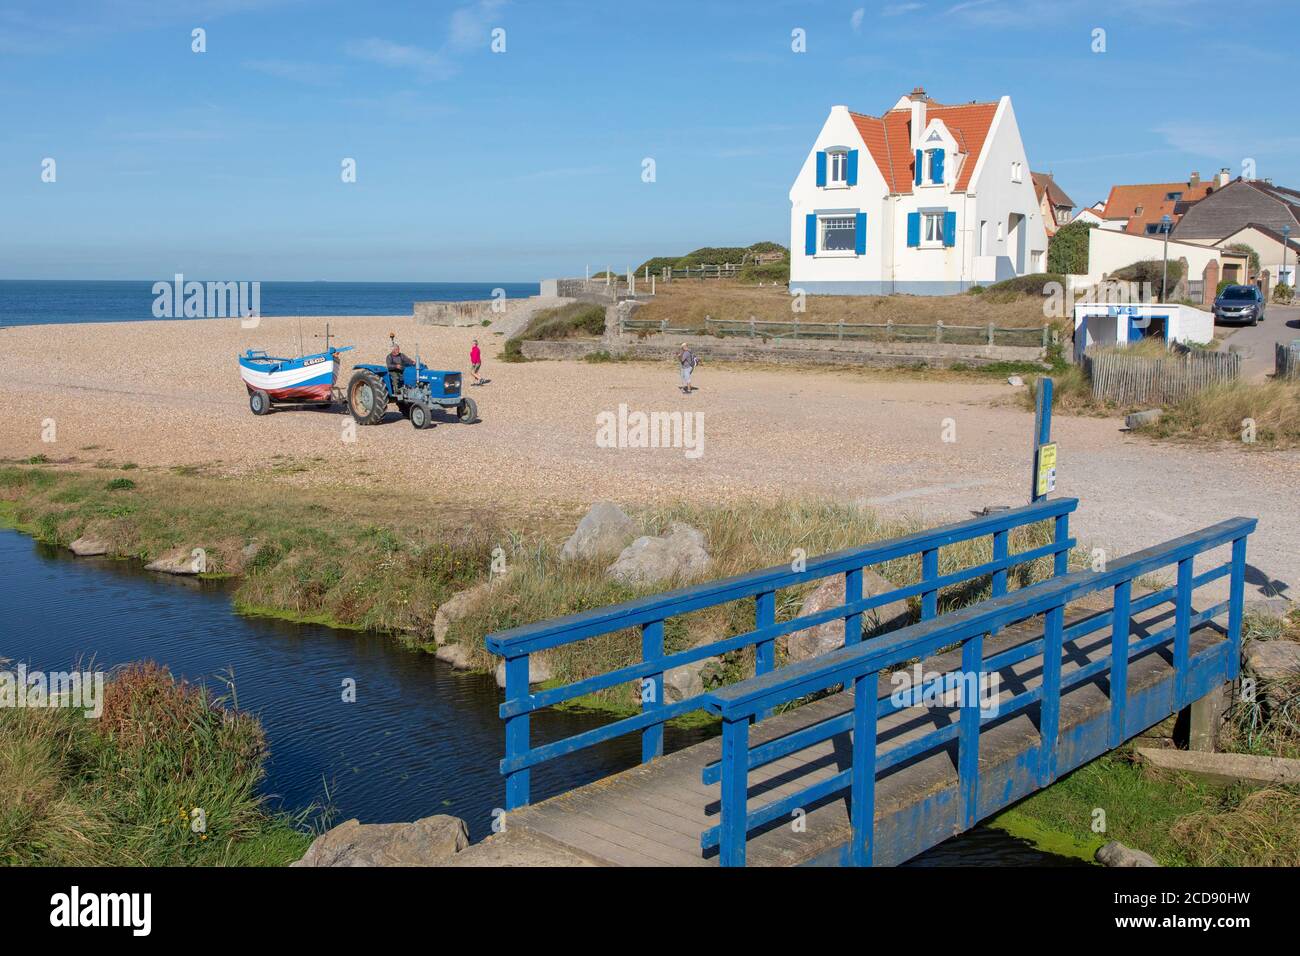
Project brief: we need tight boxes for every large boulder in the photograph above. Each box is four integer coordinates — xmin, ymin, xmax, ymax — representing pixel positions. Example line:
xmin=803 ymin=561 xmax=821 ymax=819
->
xmin=292 ymin=814 xmax=469 ymax=867
xmin=560 ymin=502 xmax=637 ymax=562
xmin=494 ymin=655 xmax=554 ymax=689
xmin=1095 ymin=841 xmax=1160 ymax=867
xmin=68 ymin=536 xmax=108 ymax=557
xmin=607 ymin=523 xmax=711 ymax=587
xmin=145 ymin=548 xmax=205 ymax=575
xmin=663 ymin=654 xmax=724 ymax=704
xmin=433 ymin=569 xmax=514 ymax=646
xmin=435 ymin=643 xmax=475 ymax=670
xmin=783 ymin=568 xmax=910 ymax=664
xmin=1244 ymin=640 xmax=1300 ymax=708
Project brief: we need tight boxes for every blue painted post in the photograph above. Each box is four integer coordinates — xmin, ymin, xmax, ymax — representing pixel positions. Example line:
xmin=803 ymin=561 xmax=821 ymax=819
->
xmin=719 ymin=716 xmax=750 ymax=867
xmin=755 ymin=590 xmax=776 ymax=721
xmin=990 ymin=530 xmax=1009 ymax=638
xmin=921 ymin=548 xmax=939 ymax=620
xmin=849 ymin=672 xmax=878 ymax=866
xmin=1108 ymin=580 xmax=1132 ymax=749
xmin=1226 ymin=537 xmax=1247 ymax=681
xmin=1031 ymin=377 xmax=1053 ymax=504
xmin=1053 ymin=513 xmax=1070 ymax=576
xmin=504 ymin=654 xmax=531 ymax=810
xmin=1038 ymin=603 xmax=1064 ymax=786
xmin=1174 ymin=558 xmax=1193 ymax=707
xmin=641 ymin=619 xmax=665 ymax=762
xmin=844 ymin=567 xmax=864 ymax=646
xmin=958 ymin=635 xmax=982 ymax=829
xmin=991 ymin=530 xmax=1009 ymax=598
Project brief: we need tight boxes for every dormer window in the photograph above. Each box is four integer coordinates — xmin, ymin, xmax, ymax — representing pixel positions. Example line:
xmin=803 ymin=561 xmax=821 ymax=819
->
xmin=1165 ymin=191 xmax=1182 ymax=201
xmin=828 ymin=149 xmax=848 ymax=185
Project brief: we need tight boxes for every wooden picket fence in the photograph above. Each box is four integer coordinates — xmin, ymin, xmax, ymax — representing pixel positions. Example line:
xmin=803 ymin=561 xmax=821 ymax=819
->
xmin=1276 ymin=343 xmax=1300 ymax=381
xmin=1083 ymin=345 xmax=1240 ymax=406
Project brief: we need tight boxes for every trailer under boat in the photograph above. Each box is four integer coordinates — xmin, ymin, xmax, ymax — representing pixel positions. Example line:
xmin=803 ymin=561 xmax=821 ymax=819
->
xmin=238 ymin=344 xmax=353 ymax=415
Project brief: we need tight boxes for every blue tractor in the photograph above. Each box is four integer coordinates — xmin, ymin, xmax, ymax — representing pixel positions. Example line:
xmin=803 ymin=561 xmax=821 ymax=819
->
xmin=345 ymin=337 xmax=478 ymax=429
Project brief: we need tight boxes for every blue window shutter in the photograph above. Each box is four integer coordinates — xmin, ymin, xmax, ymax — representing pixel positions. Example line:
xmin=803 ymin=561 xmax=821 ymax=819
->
xmin=855 ymin=212 xmax=867 ymax=254
xmin=914 ymin=149 xmax=923 ymax=186
xmin=932 ymin=148 xmax=945 ymax=184
xmin=907 ymin=212 xmax=920 ymax=247
xmin=815 ymin=151 xmax=827 ymax=187
xmin=944 ymin=210 xmax=957 ymax=247
xmin=805 ymin=214 xmax=817 ymax=255
xmin=846 ymin=150 xmax=858 ymax=186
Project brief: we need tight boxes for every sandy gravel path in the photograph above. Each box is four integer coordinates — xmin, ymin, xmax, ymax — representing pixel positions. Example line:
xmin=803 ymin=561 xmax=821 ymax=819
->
xmin=2 ymin=313 xmax=1296 ymax=600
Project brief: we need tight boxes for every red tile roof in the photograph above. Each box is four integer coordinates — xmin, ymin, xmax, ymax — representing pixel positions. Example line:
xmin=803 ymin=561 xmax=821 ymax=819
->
xmin=849 ymin=100 xmax=999 ymax=194
xmin=1100 ymin=179 xmax=1216 ymax=235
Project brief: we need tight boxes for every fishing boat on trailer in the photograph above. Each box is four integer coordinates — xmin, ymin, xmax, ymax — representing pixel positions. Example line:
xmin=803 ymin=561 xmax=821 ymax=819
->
xmin=238 ymin=330 xmax=353 ymax=415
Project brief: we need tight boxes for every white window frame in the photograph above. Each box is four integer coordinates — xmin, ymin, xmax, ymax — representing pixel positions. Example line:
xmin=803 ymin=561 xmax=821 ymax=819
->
xmin=823 ymin=147 xmax=849 ymax=189
xmin=919 ymin=209 xmax=946 ymax=248
xmin=1010 ymin=161 xmax=1023 ymax=184
xmin=817 ymin=212 xmax=859 ymax=258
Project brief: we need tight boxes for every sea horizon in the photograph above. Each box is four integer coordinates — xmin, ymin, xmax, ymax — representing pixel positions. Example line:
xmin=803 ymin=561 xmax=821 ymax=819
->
xmin=0 ymin=279 xmax=542 ymax=327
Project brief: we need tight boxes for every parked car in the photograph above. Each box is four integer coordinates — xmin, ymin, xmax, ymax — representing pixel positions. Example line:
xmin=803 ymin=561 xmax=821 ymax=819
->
xmin=1212 ymin=285 xmax=1266 ymax=326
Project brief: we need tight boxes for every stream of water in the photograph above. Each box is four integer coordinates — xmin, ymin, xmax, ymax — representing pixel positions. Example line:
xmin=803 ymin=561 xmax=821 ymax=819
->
xmin=0 ymin=529 xmax=1082 ymax=864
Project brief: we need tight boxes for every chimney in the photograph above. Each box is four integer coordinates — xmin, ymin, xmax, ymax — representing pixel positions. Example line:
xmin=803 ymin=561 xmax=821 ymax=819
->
xmin=1217 ymin=168 xmax=1230 ymax=187
xmin=910 ymin=87 xmax=927 ymax=151
xmin=1189 ymin=171 xmax=1200 ymax=187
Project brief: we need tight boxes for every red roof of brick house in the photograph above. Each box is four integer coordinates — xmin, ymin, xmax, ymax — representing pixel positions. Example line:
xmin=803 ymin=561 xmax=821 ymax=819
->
xmin=849 ymin=99 xmax=999 ymax=194
xmin=1100 ymin=175 xmax=1217 ymax=235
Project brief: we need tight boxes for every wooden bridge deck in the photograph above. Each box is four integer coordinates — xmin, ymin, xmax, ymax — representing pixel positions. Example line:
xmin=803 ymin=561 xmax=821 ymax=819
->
xmin=504 ymin=599 xmax=1228 ymax=866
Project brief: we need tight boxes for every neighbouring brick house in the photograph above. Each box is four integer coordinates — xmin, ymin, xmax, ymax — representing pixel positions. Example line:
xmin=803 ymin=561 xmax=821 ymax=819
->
xmin=1098 ymin=169 xmax=1230 ymax=236
xmin=1173 ymin=179 xmax=1300 ymax=289
xmin=1031 ymin=172 xmax=1075 ymax=236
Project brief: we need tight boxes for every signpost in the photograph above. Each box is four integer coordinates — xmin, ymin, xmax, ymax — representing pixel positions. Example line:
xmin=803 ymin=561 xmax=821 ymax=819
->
xmin=1031 ymin=377 xmax=1055 ymax=503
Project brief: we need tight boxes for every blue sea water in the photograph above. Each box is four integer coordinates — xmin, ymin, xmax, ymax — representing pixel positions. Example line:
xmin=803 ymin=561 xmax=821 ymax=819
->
xmin=0 ymin=279 xmax=540 ymax=327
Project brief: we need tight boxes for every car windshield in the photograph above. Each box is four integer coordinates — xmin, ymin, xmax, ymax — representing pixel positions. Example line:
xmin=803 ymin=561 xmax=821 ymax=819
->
xmin=1221 ymin=287 xmax=1257 ymax=300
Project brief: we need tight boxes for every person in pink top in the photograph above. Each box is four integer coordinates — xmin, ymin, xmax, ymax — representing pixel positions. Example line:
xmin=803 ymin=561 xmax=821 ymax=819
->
xmin=469 ymin=339 xmax=482 ymax=385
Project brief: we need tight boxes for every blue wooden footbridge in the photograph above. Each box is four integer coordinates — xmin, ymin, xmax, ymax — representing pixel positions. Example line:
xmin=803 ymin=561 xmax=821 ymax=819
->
xmin=484 ymin=390 xmax=1257 ymax=866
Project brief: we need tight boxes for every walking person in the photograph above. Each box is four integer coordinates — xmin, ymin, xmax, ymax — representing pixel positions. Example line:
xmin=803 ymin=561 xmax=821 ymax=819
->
xmin=469 ymin=338 xmax=482 ymax=385
xmin=676 ymin=342 xmax=699 ymax=394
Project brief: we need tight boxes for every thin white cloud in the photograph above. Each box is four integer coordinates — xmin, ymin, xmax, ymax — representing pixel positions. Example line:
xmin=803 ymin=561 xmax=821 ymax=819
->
xmin=346 ymin=0 xmax=505 ymax=81
xmin=850 ymin=8 xmax=865 ymax=31
xmin=883 ymin=2 xmax=924 ymax=15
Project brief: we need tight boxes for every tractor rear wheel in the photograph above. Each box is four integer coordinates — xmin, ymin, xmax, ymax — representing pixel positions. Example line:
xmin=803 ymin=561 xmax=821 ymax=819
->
xmin=347 ymin=370 xmax=387 ymax=425
xmin=249 ymin=389 xmax=272 ymax=416
xmin=457 ymin=397 xmax=478 ymax=424
xmin=409 ymin=403 xmax=433 ymax=430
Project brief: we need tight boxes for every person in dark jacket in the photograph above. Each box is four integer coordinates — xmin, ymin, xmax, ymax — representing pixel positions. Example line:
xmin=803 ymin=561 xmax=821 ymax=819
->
xmin=386 ymin=344 xmax=415 ymax=374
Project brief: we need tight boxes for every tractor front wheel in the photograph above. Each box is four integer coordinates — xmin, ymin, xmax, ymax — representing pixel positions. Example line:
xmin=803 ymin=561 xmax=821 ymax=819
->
xmin=409 ymin=403 xmax=433 ymax=430
xmin=249 ymin=389 xmax=272 ymax=416
xmin=457 ymin=397 xmax=478 ymax=424
xmin=347 ymin=370 xmax=388 ymax=425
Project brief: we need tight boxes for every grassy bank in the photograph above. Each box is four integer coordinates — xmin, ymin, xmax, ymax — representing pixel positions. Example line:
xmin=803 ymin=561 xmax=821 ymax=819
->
xmin=634 ymin=279 xmax=1056 ymax=332
xmin=1134 ymin=380 xmax=1300 ymax=449
xmin=0 ymin=663 xmax=309 ymax=865
xmin=502 ymin=302 xmax=606 ymax=361
xmin=990 ymin=611 xmax=1300 ymax=865
xmin=0 ymin=463 xmax=1063 ymax=713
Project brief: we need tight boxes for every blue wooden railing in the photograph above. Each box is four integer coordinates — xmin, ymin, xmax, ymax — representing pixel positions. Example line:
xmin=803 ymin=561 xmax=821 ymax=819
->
xmin=486 ymin=497 xmax=1078 ymax=810
xmin=697 ymin=515 xmax=1256 ymax=866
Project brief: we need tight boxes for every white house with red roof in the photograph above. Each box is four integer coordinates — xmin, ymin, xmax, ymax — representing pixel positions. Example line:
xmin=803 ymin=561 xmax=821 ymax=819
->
xmin=789 ymin=87 xmax=1048 ymax=295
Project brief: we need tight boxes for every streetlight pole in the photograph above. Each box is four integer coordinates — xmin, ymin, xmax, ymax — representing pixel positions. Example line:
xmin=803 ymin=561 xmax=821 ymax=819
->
xmin=1283 ymin=224 xmax=1292 ymax=297
xmin=1160 ymin=214 xmax=1172 ymax=302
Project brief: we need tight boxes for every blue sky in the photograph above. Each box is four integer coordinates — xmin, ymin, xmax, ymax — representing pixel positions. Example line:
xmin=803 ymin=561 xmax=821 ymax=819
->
xmin=3 ymin=0 xmax=1294 ymax=281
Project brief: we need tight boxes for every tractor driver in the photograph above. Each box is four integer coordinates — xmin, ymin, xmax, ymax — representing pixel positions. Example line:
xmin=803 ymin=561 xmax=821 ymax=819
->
xmin=386 ymin=344 xmax=415 ymax=375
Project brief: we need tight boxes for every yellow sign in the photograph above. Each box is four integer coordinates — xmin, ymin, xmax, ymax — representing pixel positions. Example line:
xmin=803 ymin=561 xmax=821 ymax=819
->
xmin=1036 ymin=443 xmax=1058 ymax=497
